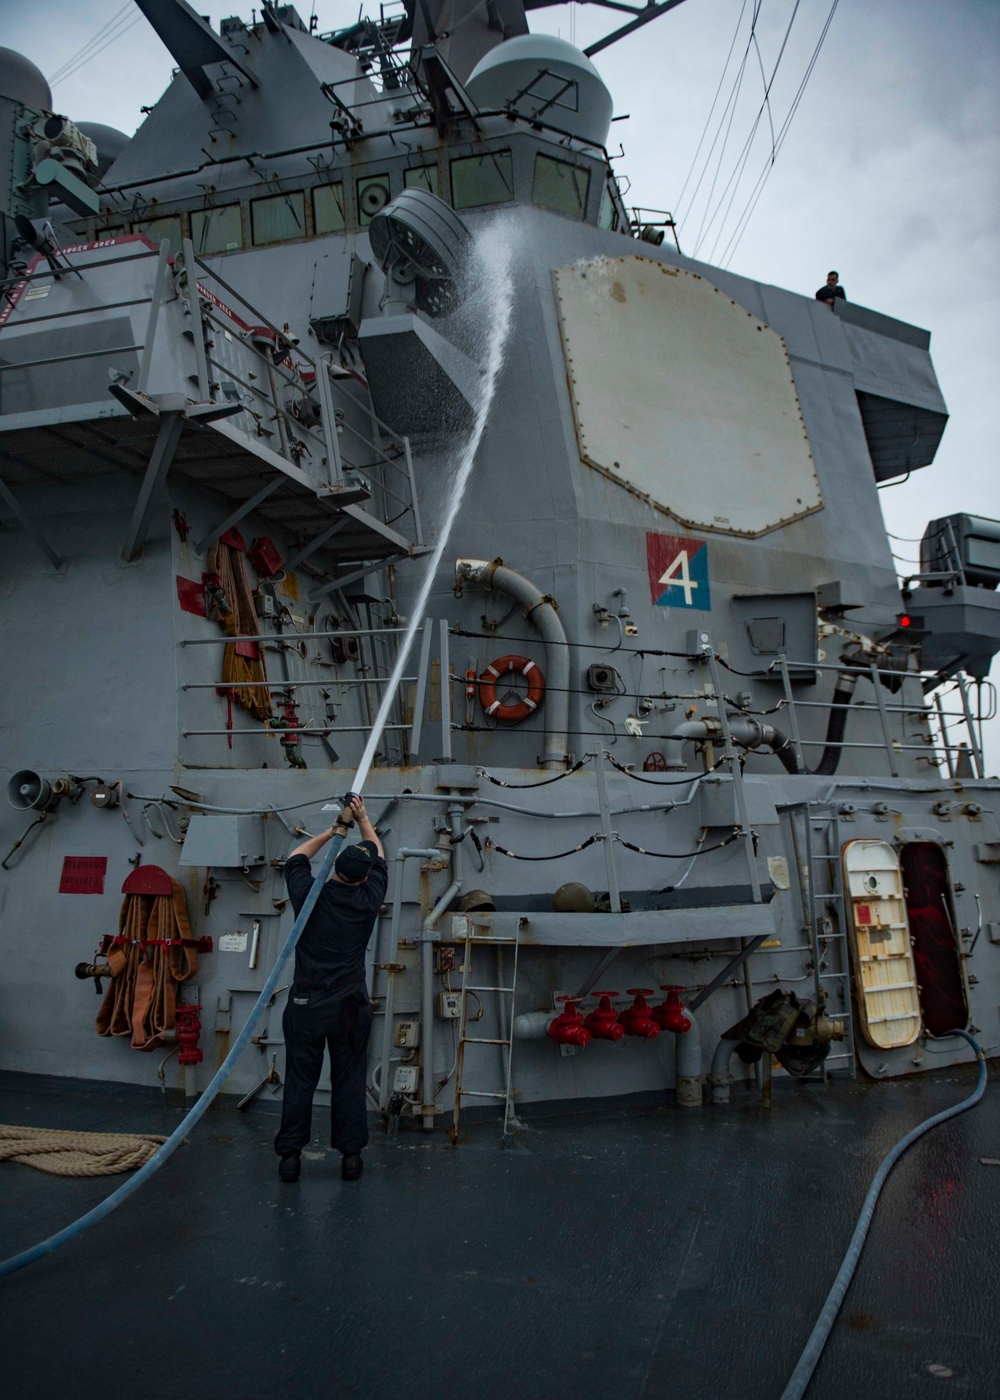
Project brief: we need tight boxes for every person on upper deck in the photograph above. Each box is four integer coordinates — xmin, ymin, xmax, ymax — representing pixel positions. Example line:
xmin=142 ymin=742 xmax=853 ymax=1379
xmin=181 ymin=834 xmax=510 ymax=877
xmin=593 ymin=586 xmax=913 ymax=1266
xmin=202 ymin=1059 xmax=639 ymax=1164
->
xmin=274 ymin=794 xmax=386 ymax=1184
xmin=815 ymin=270 xmax=846 ymax=307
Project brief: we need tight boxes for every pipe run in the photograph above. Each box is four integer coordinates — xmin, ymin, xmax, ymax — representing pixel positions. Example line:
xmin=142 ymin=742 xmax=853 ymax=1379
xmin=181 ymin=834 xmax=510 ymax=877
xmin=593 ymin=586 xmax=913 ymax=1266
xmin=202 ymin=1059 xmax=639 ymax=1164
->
xmin=421 ymin=878 xmax=462 ymax=1129
xmin=455 ymin=558 xmax=570 ymax=769
xmin=376 ymin=847 xmax=440 ymax=1114
xmin=673 ymin=1001 xmax=702 ymax=1108
xmin=708 ymin=1038 xmax=743 ymax=1104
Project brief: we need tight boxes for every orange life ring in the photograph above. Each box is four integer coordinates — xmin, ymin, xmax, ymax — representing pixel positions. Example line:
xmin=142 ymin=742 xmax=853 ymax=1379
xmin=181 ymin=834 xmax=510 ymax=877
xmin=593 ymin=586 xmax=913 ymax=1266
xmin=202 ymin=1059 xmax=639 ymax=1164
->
xmin=479 ymin=655 xmax=546 ymax=724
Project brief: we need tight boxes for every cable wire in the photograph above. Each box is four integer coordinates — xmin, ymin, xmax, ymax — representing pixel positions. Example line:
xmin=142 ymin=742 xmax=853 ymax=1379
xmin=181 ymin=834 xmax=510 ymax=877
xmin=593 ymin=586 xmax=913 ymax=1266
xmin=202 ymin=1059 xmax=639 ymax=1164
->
xmin=484 ymin=833 xmax=602 ymax=862
xmin=719 ymin=0 xmax=841 ymax=267
xmin=779 ymin=1029 xmax=987 ymax=1400
xmin=614 ymin=831 xmax=743 ymax=858
xmin=476 ymin=755 xmax=594 ymax=788
xmin=50 ymin=9 xmax=142 ymax=88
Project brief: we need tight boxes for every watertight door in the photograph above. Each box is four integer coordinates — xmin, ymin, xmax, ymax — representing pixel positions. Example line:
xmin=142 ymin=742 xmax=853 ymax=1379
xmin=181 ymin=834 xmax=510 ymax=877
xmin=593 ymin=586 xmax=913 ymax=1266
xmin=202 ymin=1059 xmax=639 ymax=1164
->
xmin=842 ymin=839 xmax=922 ymax=1049
xmin=900 ymin=842 xmax=969 ymax=1036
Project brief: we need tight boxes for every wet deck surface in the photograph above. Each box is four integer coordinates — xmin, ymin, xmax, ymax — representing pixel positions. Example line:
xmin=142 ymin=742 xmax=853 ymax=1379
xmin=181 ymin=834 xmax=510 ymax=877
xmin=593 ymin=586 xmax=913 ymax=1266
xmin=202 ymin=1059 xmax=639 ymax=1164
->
xmin=1 ymin=1064 xmax=998 ymax=1400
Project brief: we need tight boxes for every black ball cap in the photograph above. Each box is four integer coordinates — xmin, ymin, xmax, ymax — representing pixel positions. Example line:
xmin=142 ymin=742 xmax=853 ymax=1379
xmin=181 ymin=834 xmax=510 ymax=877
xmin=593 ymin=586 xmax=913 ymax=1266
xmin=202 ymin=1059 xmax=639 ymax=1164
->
xmin=335 ymin=840 xmax=379 ymax=883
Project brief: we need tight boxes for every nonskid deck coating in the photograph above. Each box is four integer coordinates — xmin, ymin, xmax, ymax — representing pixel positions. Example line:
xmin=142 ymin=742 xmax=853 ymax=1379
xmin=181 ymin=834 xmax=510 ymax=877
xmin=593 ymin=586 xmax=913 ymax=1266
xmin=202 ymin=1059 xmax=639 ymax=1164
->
xmin=1 ymin=1066 xmax=997 ymax=1400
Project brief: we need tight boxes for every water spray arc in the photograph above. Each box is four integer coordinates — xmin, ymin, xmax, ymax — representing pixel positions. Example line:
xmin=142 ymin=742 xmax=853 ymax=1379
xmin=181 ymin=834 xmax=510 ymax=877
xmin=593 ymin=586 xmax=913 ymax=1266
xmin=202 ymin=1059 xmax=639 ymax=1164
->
xmin=0 ymin=218 xmax=515 ymax=1281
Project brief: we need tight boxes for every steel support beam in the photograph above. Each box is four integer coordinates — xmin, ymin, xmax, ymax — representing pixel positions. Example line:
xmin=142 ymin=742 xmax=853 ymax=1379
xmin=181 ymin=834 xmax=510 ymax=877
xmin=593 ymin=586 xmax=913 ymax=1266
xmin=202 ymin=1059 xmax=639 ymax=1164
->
xmin=688 ymin=935 xmax=769 ymax=1012
xmin=283 ymin=517 xmax=349 ymax=572
xmin=0 ymin=475 xmax=65 ymax=571
xmin=195 ymin=477 xmax=284 ymax=553
xmin=309 ymin=550 xmax=407 ymax=599
xmin=120 ymin=411 xmax=183 ymax=562
xmin=136 ymin=238 xmax=172 ymax=395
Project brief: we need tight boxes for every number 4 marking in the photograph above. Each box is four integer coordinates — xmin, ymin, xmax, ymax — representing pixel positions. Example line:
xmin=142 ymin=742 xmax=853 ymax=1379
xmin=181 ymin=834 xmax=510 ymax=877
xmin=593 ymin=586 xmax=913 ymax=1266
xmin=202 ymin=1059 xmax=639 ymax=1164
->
xmin=659 ymin=549 xmax=697 ymax=605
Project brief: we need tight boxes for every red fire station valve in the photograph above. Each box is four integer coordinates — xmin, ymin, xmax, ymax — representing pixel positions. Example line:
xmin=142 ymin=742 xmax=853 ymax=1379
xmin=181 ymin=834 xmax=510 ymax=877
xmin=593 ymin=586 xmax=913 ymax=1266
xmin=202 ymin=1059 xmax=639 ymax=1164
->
xmin=548 ymin=996 xmax=591 ymax=1048
xmin=618 ymin=989 xmax=661 ymax=1038
xmin=654 ymin=985 xmax=693 ymax=1034
xmin=584 ymin=992 xmax=626 ymax=1042
xmin=175 ymin=1003 xmax=203 ymax=1066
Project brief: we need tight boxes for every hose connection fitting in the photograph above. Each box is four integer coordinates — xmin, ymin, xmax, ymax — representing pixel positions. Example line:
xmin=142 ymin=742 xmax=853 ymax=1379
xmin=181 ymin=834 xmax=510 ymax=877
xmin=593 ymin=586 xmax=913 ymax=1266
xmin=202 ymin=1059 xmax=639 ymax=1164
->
xmin=548 ymin=996 xmax=591 ymax=1048
xmin=618 ymin=989 xmax=661 ymax=1038
xmin=584 ymin=992 xmax=626 ymax=1042
xmin=653 ymin=986 xmax=692 ymax=1034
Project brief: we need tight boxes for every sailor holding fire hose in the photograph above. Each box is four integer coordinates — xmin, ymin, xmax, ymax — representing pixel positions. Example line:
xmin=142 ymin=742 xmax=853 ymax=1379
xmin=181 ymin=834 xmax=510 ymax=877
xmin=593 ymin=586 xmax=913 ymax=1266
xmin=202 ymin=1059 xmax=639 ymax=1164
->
xmin=274 ymin=795 xmax=387 ymax=1183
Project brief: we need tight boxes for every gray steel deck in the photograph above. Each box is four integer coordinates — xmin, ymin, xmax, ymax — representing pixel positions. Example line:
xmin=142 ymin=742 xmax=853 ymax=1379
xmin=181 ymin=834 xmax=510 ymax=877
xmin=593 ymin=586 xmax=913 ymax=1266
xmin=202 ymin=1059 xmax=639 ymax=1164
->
xmin=1 ymin=1066 xmax=997 ymax=1399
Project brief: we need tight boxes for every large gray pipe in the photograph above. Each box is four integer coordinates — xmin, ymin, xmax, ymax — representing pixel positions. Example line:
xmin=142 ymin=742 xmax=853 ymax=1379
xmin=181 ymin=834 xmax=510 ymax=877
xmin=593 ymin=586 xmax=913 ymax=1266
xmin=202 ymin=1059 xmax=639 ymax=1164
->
xmin=455 ymin=558 xmax=570 ymax=769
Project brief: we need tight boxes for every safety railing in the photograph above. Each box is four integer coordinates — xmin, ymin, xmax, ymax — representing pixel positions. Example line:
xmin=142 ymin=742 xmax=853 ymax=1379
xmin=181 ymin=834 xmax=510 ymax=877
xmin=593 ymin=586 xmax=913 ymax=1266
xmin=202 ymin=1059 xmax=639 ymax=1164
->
xmin=178 ymin=619 xmax=434 ymax=770
xmin=182 ymin=241 xmax=420 ymax=543
xmin=445 ymin=627 xmax=989 ymax=781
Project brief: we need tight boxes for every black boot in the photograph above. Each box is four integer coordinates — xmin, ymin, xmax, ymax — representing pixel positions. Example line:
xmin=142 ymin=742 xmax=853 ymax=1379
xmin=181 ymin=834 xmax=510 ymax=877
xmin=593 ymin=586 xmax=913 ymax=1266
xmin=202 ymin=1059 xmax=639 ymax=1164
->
xmin=278 ymin=1152 xmax=301 ymax=1183
xmin=341 ymin=1153 xmax=363 ymax=1181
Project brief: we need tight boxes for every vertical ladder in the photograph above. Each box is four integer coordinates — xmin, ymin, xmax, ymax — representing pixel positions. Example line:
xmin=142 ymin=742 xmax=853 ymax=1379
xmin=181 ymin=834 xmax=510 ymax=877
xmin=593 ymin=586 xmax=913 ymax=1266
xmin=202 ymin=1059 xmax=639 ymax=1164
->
xmin=803 ymin=805 xmax=857 ymax=1080
xmin=449 ymin=931 xmax=520 ymax=1147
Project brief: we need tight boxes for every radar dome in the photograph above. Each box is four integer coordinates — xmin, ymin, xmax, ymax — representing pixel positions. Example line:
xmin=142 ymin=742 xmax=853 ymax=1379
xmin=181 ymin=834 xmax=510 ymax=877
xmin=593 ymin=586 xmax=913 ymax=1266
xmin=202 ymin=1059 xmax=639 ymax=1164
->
xmin=78 ymin=122 xmax=131 ymax=177
xmin=0 ymin=47 xmax=52 ymax=111
xmin=465 ymin=35 xmax=613 ymax=149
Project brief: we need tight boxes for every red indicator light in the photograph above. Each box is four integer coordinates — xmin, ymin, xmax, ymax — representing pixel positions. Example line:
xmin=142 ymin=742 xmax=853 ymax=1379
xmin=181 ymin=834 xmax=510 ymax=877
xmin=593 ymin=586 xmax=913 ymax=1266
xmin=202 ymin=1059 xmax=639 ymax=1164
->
xmin=899 ymin=614 xmax=911 ymax=627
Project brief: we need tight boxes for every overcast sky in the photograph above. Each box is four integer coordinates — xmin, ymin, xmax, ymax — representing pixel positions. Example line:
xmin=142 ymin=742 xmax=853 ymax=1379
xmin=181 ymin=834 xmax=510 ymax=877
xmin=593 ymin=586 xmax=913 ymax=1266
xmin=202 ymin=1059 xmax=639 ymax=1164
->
xmin=7 ymin=0 xmax=1000 ymax=764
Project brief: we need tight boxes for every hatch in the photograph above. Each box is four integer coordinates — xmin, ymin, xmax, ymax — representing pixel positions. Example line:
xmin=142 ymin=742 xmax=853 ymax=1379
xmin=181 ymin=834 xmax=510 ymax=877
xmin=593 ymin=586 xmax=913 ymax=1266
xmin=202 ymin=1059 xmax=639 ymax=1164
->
xmin=900 ymin=842 xmax=969 ymax=1036
xmin=842 ymin=839 xmax=921 ymax=1049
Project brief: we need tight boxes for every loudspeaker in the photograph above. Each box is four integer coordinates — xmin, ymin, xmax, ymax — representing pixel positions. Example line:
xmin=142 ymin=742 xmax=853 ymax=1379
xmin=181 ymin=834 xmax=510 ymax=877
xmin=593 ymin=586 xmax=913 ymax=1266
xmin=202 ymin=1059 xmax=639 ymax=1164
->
xmin=8 ymin=770 xmax=57 ymax=811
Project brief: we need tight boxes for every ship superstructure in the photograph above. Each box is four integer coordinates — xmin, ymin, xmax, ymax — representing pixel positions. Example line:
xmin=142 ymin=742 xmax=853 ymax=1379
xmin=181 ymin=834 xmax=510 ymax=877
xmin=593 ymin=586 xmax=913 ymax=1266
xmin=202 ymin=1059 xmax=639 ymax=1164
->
xmin=1 ymin=1 xmax=999 ymax=1135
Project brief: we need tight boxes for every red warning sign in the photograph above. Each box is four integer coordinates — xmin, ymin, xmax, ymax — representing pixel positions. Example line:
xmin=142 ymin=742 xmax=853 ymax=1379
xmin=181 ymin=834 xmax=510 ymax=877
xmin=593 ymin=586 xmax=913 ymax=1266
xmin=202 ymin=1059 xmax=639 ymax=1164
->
xmin=58 ymin=856 xmax=108 ymax=895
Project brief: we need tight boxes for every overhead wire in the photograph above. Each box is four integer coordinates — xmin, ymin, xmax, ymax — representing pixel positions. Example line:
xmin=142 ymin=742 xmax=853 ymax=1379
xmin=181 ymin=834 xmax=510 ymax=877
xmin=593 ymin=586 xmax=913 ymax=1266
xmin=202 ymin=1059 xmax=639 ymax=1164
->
xmin=49 ymin=5 xmax=143 ymax=88
xmin=698 ymin=0 xmax=803 ymax=263
xmin=673 ymin=0 xmax=750 ymax=220
xmin=686 ymin=0 xmax=762 ymax=253
xmin=719 ymin=0 xmax=841 ymax=267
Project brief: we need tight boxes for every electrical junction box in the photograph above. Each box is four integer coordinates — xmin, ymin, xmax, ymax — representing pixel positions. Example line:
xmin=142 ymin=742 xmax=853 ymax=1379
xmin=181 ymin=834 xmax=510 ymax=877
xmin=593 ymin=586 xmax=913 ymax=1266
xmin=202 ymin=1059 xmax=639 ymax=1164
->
xmin=393 ymin=1065 xmax=419 ymax=1093
xmin=437 ymin=991 xmax=462 ymax=1019
xmin=698 ymin=778 xmax=779 ymax=829
xmin=179 ymin=815 xmax=266 ymax=869
xmin=394 ymin=1020 xmax=420 ymax=1048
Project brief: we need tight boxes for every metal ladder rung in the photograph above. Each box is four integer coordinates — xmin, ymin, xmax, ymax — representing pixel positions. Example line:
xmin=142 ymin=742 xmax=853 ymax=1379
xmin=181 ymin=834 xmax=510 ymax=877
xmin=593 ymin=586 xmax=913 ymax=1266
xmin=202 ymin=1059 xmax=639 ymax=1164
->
xmin=459 ymin=1089 xmax=509 ymax=1099
xmin=463 ymin=984 xmax=515 ymax=994
xmin=819 ymin=971 xmax=849 ymax=979
xmin=464 ymin=936 xmax=518 ymax=946
xmin=460 ymin=1036 xmax=510 ymax=1047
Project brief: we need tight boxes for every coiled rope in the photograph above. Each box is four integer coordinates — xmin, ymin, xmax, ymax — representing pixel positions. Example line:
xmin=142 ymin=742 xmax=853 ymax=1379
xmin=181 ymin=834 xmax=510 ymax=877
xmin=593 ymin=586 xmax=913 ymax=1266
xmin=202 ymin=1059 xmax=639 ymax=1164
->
xmin=0 ymin=1125 xmax=168 ymax=1177
xmin=0 ymin=829 xmax=346 ymax=1281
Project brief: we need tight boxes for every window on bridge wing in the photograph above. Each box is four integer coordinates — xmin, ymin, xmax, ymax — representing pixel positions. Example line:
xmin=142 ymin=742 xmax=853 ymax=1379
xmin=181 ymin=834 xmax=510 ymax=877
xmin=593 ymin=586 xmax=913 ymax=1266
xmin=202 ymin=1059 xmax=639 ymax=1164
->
xmin=131 ymin=214 xmax=184 ymax=249
xmin=533 ymin=155 xmax=590 ymax=220
xmin=450 ymin=151 xmax=514 ymax=210
xmin=192 ymin=204 xmax=243 ymax=255
xmin=251 ymin=191 xmax=306 ymax=246
xmin=598 ymin=183 xmax=619 ymax=231
xmin=404 ymin=164 xmax=439 ymax=196
xmin=313 ymin=182 xmax=346 ymax=234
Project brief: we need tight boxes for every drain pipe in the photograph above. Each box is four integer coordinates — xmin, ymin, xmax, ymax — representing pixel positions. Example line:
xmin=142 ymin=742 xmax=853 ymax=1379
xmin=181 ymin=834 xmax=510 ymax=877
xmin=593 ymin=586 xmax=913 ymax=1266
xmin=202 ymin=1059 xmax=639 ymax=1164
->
xmin=708 ymin=1038 xmax=742 ymax=1105
xmin=421 ymin=878 xmax=462 ymax=1129
xmin=377 ymin=848 xmax=439 ymax=1113
xmin=674 ymin=1010 xmax=703 ymax=1108
xmin=455 ymin=558 xmax=570 ymax=769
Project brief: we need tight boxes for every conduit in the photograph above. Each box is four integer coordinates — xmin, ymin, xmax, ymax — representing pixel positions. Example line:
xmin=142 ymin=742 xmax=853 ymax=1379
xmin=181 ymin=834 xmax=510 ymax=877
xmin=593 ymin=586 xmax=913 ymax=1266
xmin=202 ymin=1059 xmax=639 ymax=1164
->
xmin=455 ymin=559 xmax=570 ymax=769
xmin=779 ymin=1029 xmax=987 ymax=1400
xmin=0 ymin=828 xmax=347 ymax=1281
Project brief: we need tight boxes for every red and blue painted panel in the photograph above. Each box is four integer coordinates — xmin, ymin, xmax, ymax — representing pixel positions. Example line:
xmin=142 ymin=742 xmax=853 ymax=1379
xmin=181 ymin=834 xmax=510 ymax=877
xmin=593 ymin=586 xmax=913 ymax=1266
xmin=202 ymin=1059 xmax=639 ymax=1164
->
xmin=646 ymin=533 xmax=711 ymax=611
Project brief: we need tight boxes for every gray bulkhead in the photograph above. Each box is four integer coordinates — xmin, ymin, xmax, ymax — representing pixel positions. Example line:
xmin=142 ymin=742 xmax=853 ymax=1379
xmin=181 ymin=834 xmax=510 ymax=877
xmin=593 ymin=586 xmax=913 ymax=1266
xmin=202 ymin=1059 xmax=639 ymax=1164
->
xmin=0 ymin=3 xmax=995 ymax=1111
